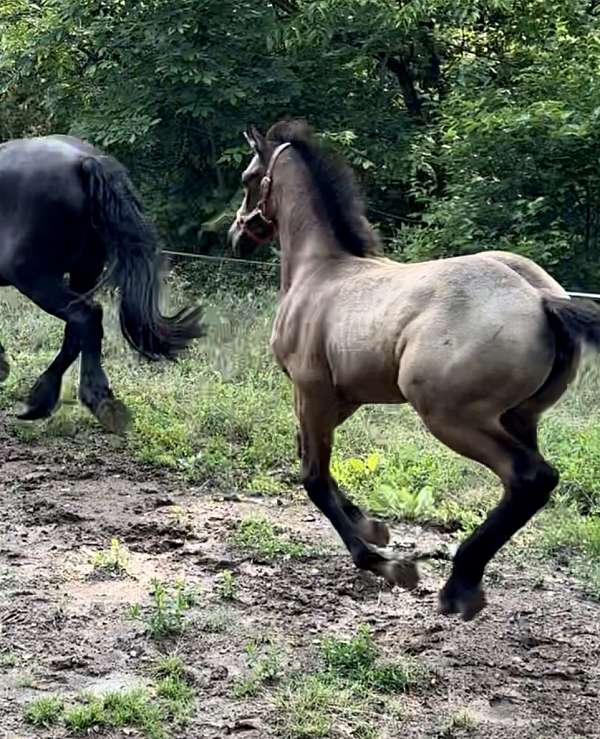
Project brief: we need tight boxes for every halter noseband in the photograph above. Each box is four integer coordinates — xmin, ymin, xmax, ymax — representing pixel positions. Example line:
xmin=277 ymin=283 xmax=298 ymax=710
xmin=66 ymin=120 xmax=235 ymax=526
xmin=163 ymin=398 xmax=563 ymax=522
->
xmin=236 ymin=142 xmax=291 ymax=245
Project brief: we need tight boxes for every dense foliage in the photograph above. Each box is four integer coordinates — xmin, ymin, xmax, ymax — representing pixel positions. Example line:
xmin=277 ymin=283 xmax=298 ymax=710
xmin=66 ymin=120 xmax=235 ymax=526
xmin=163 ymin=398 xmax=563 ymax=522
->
xmin=2 ymin=0 xmax=600 ymax=284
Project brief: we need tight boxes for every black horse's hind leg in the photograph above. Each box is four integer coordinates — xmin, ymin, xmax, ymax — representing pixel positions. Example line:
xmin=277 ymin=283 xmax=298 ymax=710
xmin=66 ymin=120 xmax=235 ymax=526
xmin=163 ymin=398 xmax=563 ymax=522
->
xmin=77 ymin=301 xmax=130 ymax=433
xmin=14 ymin=277 xmax=129 ymax=433
xmin=17 ymin=269 xmax=98 ymax=420
xmin=17 ymin=323 xmax=80 ymax=420
xmin=0 ymin=339 xmax=9 ymax=383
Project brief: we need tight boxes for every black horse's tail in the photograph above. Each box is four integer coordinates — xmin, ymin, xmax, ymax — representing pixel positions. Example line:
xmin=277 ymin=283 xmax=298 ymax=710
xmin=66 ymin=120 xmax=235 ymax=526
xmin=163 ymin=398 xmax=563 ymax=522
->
xmin=80 ymin=155 xmax=203 ymax=360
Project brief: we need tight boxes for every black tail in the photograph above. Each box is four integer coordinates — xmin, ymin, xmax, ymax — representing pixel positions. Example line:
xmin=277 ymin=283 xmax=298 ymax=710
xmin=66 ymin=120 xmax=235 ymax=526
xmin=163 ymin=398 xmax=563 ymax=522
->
xmin=544 ymin=296 xmax=600 ymax=354
xmin=80 ymin=155 xmax=203 ymax=360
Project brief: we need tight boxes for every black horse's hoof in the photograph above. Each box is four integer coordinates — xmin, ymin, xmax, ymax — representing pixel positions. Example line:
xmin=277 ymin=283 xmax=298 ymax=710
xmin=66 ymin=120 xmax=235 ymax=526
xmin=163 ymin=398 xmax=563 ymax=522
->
xmin=438 ymin=578 xmax=487 ymax=621
xmin=16 ymin=375 xmax=60 ymax=420
xmin=0 ymin=354 xmax=9 ymax=383
xmin=94 ymin=397 xmax=131 ymax=435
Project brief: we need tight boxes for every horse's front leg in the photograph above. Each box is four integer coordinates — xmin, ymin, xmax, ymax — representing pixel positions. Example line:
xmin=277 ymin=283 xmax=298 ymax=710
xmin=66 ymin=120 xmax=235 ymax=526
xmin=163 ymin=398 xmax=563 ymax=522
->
xmin=296 ymin=386 xmax=419 ymax=589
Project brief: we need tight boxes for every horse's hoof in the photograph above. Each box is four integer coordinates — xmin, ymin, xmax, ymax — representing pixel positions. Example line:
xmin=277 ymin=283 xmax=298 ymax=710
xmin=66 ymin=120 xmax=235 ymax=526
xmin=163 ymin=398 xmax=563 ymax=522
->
xmin=380 ymin=558 xmax=420 ymax=590
xmin=16 ymin=375 xmax=60 ymax=420
xmin=0 ymin=355 xmax=9 ymax=383
xmin=16 ymin=403 xmax=50 ymax=421
xmin=438 ymin=579 xmax=487 ymax=621
xmin=360 ymin=518 xmax=391 ymax=548
xmin=95 ymin=398 xmax=131 ymax=435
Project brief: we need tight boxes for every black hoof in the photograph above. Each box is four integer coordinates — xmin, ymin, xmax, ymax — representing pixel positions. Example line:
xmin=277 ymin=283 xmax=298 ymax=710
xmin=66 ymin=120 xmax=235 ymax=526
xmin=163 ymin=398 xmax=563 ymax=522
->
xmin=438 ymin=577 xmax=487 ymax=621
xmin=94 ymin=397 xmax=131 ymax=435
xmin=355 ymin=544 xmax=420 ymax=590
xmin=359 ymin=518 xmax=391 ymax=548
xmin=379 ymin=557 xmax=420 ymax=590
xmin=0 ymin=354 xmax=9 ymax=383
xmin=16 ymin=375 xmax=60 ymax=420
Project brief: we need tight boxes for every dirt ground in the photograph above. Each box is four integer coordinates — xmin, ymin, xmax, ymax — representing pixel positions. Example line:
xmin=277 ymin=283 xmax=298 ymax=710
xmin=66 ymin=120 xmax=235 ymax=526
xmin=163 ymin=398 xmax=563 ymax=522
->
xmin=1 ymin=417 xmax=599 ymax=739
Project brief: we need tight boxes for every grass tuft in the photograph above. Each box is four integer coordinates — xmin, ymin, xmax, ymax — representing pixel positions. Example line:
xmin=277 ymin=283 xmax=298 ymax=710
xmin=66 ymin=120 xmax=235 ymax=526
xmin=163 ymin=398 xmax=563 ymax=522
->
xmin=23 ymin=696 xmax=63 ymax=727
xmin=233 ymin=516 xmax=306 ymax=560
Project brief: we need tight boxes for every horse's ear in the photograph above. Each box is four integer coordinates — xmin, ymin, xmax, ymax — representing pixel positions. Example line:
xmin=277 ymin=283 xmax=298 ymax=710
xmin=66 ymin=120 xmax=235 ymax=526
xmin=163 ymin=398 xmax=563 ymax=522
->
xmin=244 ymin=124 xmax=266 ymax=156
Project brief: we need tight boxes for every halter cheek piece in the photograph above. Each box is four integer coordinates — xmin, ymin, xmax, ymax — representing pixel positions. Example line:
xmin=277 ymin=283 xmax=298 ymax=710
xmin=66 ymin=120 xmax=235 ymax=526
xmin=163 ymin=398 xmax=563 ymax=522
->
xmin=236 ymin=142 xmax=291 ymax=245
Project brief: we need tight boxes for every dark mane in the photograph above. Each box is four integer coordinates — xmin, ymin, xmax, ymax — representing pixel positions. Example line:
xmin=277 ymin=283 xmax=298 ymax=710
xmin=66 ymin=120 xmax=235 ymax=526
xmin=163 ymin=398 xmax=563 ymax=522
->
xmin=266 ymin=120 xmax=381 ymax=257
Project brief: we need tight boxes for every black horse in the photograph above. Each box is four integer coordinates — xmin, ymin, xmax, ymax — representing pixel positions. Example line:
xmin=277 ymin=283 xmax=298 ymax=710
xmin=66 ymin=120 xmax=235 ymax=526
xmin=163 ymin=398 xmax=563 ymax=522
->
xmin=0 ymin=135 xmax=203 ymax=433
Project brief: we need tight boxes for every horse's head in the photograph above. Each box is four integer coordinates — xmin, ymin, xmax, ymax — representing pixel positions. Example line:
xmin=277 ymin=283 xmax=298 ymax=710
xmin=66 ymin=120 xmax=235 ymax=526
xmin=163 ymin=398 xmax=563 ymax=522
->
xmin=227 ymin=124 xmax=290 ymax=256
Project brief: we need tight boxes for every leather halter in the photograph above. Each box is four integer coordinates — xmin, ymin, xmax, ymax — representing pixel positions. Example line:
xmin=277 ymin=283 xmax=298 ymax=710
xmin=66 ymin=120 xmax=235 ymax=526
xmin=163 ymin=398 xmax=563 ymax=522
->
xmin=236 ymin=142 xmax=291 ymax=245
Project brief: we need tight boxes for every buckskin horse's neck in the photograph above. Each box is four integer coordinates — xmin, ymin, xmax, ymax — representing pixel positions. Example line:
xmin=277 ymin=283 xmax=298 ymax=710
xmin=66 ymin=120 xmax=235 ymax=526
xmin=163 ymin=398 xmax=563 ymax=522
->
xmin=275 ymin=171 xmax=341 ymax=295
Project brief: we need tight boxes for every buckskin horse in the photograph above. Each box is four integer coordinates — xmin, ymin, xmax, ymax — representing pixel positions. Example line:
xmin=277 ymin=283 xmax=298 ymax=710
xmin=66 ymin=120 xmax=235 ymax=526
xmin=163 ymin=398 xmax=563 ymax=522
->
xmin=228 ymin=119 xmax=600 ymax=620
xmin=0 ymin=135 xmax=203 ymax=433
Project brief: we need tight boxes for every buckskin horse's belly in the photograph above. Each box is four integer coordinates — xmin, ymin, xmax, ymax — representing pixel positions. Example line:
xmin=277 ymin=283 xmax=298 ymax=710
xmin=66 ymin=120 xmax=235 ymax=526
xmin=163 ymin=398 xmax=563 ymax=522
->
xmin=326 ymin=336 xmax=406 ymax=404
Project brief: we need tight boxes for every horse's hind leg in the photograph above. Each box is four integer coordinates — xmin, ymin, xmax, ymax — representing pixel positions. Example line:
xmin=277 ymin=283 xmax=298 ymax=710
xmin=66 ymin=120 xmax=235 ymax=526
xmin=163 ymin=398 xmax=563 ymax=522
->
xmin=17 ymin=269 xmax=97 ymax=420
xmin=14 ymin=277 xmax=129 ymax=433
xmin=296 ymin=387 xmax=418 ymax=588
xmin=17 ymin=323 xmax=80 ymax=420
xmin=421 ymin=410 xmax=558 ymax=620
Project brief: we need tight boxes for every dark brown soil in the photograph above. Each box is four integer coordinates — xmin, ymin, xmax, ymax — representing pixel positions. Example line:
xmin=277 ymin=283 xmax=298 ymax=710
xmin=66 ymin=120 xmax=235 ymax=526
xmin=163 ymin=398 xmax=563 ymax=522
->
xmin=0 ymin=418 xmax=599 ymax=739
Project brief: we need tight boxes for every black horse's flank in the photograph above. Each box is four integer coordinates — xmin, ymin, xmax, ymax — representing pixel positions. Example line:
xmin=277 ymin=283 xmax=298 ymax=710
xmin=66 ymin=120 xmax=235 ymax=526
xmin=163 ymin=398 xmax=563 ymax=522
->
xmin=0 ymin=135 xmax=203 ymax=433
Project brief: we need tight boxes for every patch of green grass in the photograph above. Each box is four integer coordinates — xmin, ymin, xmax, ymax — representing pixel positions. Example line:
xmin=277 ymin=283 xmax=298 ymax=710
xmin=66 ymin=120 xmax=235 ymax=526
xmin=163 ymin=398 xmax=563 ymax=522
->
xmin=129 ymin=579 xmax=198 ymax=639
xmin=331 ymin=450 xmax=487 ymax=533
xmin=320 ymin=625 xmax=423 ymax=693
xmin=15 ymin=673 xmax=35 ymax=688
xmin=0 ymin=651 xmax=17 ymax=668
xmin=63 ymin=695 xmax=108 ymax=732
xmin=90 ymin=538 xmax=130 ymax=576
xmin=541 ymin=416 xmax=600 ymax=514
xmin=440 ymin=707 xmax=478 ymax=735
xmin=275 ymin=626 xmax=423 ymax=738
xmin=199 ymin=607 xmax=232 ymax=633
xmin=537 ymin=505 xmax=600 ymax=599
xmin=153 ymin=654 xmax=186 ymax=680
xmin=233 ymin=516 xmax=306 ymax=560
xmin=276 ymin=674 xmax=367 ymax=739
xmin=23 ymin=695 xmax=63 ymax=727
xmin=63 ymin=689 xmax=166 ymax=739
xmin=216 ymin=569 xmax=237 ymax=600
xmin=155 ymin=675 xmax=195 ymax=721
xmin=234 ymin=640 xmax=284 ymax=698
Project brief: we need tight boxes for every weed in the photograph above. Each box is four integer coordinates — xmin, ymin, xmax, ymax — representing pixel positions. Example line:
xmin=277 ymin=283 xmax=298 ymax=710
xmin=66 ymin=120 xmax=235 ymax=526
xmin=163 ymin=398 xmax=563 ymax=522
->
xmin=0 ymin=652 xmax=17 ymax=668
xmin=199 ymin=607 xmax=231 ymax=633
xmin=234 ymin=640 xmax=283 ymax=698
xmin=63 ymin=696 xmax=107 ymax=732
xmin=15 ymin=673 xmax=35 ymax=688
xmin=440 ymin=708 xmax=477 ymax=735
xmin=233 ymin=516 xmax=305 ymax=560
xmin=216 ymin=569 xmax=237 ymax=600
xmin=23 ymin=695 xmax=63 ymax=727
xmin=156 ymin=675 xmax=195 ymax=720
xmin=130 ymin=579 xmax=198 ymax=639
xmin=276 ymin=674 xmax=369 ymax=739
xmin=64 ymin=689 xmax=166 ymax=739
xmin=154 ymin=653 xmax=186 ymax=680
xmin=320 ymin=625 xmax=423 ymax=693
xmin=90 ymin=538 xmax=130 ymax=576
